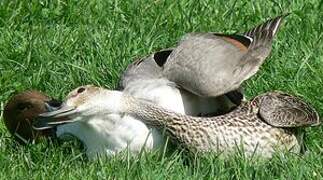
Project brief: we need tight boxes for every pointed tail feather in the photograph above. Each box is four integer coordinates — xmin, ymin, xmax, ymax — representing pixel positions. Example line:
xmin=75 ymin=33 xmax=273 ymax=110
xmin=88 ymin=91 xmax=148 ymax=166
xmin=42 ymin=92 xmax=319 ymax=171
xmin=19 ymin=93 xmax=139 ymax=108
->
xmin=243 ymin=14 xmax=289 ymax=48
xmin=236 ymin=14 xmax=289 ymax=82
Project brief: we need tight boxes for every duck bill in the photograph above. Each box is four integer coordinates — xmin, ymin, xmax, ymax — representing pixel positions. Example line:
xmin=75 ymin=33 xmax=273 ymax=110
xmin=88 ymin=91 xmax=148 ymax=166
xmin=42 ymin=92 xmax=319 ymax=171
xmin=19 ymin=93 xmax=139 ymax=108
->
xmin=32 ymin=103 xmax=79 ymax=131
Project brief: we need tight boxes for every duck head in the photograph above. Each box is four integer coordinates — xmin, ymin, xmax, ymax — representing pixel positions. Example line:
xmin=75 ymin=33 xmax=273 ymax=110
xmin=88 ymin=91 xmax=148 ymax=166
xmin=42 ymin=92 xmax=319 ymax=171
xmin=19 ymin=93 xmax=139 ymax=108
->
xmin=250 ymin=91 xmax=320 ymax=127
xmin=3 ymin=90 xmax=62 ymax=144
xmin=33 ymin=85 xmax=125 ymax=130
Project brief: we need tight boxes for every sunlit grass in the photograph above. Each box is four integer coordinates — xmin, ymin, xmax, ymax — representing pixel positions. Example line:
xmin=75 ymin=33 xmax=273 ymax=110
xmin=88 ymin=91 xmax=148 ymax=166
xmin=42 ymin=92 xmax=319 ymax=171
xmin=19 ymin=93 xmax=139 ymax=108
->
xmin=0 ymin=0 xmax=322 ymax=179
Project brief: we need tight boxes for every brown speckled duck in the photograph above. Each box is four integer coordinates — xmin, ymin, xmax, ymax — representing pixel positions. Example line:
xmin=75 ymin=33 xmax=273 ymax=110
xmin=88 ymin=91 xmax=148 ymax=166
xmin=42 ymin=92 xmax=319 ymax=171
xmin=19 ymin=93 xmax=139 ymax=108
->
xmin=34 ymin=86 xmax=320 ymax=158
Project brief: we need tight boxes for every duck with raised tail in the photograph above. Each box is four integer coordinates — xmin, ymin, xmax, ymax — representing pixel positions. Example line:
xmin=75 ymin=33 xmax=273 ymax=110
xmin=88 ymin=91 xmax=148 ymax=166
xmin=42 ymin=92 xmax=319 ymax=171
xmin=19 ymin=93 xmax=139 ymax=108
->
xmin=33 ymin=15 xmax=288 ymax=158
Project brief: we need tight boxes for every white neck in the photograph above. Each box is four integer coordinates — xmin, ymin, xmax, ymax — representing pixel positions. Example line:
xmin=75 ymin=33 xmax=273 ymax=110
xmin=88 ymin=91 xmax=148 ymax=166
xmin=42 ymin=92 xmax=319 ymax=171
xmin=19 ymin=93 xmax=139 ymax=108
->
xmin=55 ymin=91 xmax=166 ymax=159
xmin=98 ymin=90 xmax=125 ymax=114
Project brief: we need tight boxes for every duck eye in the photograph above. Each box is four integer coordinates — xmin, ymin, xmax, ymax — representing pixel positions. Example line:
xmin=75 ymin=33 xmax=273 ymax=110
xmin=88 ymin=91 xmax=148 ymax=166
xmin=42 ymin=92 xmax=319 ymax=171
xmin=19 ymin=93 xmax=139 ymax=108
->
xmin=77 ymin=87 xmax=86 ymax=94
xmin=17 ymin=103 xmax=31 ymax=111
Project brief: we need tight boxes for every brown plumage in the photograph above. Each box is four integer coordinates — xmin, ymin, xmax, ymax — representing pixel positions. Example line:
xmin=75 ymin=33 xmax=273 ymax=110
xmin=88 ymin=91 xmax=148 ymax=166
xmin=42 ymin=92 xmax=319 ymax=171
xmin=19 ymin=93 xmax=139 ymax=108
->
xmin=124 ymin=91 xmax=320 ymax=157
xmin=3 ymin=90 xmax=61 ymax=144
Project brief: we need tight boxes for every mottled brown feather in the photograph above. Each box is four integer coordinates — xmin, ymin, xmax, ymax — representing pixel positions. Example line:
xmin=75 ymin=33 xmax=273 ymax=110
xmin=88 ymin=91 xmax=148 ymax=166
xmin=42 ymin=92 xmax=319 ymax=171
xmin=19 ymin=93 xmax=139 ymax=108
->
xmin=257 ymin=92 xmax=320 ymax=127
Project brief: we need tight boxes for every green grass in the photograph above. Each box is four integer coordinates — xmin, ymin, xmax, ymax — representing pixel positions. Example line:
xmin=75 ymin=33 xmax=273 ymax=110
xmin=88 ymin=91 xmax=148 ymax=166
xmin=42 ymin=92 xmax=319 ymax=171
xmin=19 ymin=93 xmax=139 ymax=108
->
xmin=0 ymin=0 xmax=323 ymax=179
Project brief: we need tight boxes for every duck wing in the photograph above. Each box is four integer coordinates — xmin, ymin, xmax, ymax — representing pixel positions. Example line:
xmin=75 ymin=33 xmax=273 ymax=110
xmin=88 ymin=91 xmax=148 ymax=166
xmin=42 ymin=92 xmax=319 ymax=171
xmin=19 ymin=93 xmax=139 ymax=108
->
xmin=258 ymin=92 xmax=320 ymax=127
xmin=120 ymin=48 xmax=244 ymax=106
xmin=118 ymin=49 xmax=173 ymax=90
xmin=119 ymin=48 xmax=244 ymax=117
xmin=162 ymin=15 xmax=287 ymax=97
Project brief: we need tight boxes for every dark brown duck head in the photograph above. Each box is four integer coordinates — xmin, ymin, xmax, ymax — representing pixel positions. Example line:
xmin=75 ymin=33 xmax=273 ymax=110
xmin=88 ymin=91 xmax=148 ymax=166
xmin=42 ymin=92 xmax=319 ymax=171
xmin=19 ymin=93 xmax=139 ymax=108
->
xmin=250 ymin=91 xmax=320 ymax=128
xmin=3 ymin=90 xmax=62 ymax=144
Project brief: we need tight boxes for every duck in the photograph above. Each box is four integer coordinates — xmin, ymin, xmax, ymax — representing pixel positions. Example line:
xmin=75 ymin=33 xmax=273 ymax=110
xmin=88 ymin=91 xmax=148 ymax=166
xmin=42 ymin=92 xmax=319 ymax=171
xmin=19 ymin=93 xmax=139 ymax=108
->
xmin=3 ymin=90 xmax=61 ymax=144
xmin=34 ymin=86 xmax=320 ymax=158
xmin=33 ymin=15 xmax=286 ymax=158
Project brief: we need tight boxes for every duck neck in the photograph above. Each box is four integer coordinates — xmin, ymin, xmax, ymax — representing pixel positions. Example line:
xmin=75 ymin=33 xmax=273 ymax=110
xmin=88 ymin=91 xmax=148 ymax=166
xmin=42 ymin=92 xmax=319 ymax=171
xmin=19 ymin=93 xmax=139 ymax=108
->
xmin=122 ymin=94 xmax=197 ymax=135
xmin=124 ymin=96 xmax=184 ymax=127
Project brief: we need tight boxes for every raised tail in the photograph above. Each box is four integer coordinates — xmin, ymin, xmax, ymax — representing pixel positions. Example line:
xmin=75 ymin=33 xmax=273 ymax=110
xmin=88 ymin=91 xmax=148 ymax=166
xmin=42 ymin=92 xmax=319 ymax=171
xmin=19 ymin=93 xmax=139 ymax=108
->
xmin=235 ymin=14 xmax=289 ymax=82
xmin=243 ymin=14 xmax=289 ymax=48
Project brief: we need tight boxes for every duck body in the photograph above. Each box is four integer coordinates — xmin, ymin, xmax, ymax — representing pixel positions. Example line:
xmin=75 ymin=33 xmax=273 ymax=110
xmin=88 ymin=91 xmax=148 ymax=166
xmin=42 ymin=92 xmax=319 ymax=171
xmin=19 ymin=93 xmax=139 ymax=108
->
xmin=35 ymin=87 xmax=320 ymax=158
xmin=55 ymin=115 xmax=162 ymax=157
xmin=125 ymin=95 xmax=306 ymax=158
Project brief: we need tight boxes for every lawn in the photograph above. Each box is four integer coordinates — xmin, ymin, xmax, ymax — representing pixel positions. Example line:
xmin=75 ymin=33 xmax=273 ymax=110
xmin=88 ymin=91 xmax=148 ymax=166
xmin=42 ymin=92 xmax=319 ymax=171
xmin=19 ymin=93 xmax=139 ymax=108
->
xmin=0 ymin=0 xmax=322 ymax=179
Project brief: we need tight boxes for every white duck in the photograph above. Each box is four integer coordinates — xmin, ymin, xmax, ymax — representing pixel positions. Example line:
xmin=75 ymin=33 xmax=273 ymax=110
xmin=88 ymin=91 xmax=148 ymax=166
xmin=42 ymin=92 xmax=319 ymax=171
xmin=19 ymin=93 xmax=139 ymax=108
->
xmin=33 ymin=15 xmax=286 ymax=159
